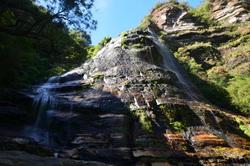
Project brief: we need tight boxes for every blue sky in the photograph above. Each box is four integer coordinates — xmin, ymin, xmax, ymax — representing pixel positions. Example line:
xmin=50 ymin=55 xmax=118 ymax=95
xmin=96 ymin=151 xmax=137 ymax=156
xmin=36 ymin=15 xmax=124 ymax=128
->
xmin=90 ymin=0 xmax=201 ymax=45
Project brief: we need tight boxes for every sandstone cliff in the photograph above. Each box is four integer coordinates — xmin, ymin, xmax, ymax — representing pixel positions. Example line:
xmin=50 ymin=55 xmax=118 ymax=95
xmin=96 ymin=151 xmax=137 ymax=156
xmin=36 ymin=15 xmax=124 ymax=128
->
xmin=0 ymin=0 xmax=250 ymax=166
xmin=209 ymin=0 xmax=250 ymax=24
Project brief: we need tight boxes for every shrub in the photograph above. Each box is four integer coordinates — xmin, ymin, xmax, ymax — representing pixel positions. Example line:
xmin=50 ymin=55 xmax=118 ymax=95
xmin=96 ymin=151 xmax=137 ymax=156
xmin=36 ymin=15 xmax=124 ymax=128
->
xmin=139 ymin=15 xmax=156 ymax=28
xmin=151 ymin=0 xmax=190 ymax=13
xmin=207 ymin=66 xmax=230 ymax=86
xmin=134 ymin=109 xmax=153 ymax=133
xmin=89 ymin=36 xmax=112 ymax=57
xmin=189 ymin=1 xmax=218 ymax=26
xmin=235 ymin=118 xmax=250 ymax=137
xmin=227 ymin=76 xmax=250 ymax=115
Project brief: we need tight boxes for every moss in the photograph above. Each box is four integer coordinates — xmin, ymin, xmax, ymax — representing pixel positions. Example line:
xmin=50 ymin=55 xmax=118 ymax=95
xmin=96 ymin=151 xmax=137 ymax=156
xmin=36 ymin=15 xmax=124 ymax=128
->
xmin=189 ymin=1 xmax=218 ymax=26
xmin=92 ymin=72 xmax=104 ymax=80
xmin=150 ymin=0 xmax=190 ymax=13
xmin=121 ymin=31 xmax=147 ymax=49
xmin=121 ymin=32 xmax=129 ymax=49
xmin=227 ymin=76 xmax=250 ymax=115
xmin=139 ymin=15 xmax=156 ymax=28
xmin=170 ymin=121 xmax=186 ymax=132
xmin=90 ymin=36 xmax=112 ymax=57
xmin=134 ymin=109 xmax=153 ymax=133
xmin=131 ymin=43 xmax=144 ymax=48
xmin=159 ymin=104 xmax=190 ymax=132
xmin=219 ymin=34 xmax=250 ymax=49
xmin=159 ymin=31 xmax=180 ymax=52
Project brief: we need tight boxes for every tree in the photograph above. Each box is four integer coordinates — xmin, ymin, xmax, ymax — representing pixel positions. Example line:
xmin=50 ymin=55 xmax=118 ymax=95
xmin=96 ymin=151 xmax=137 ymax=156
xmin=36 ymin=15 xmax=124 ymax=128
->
xmin=0 ymin=0 xmax=95 ymax=86
xmin=35 ymin=0 xmax=97 ymax=31
xmin=0 ymin=0 xmax=96 ymax=38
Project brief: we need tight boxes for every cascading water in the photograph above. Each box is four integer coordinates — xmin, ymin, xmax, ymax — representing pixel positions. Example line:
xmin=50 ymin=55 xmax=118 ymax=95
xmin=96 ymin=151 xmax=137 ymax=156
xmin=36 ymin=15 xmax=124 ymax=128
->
xmin=147 ymin=28 xmax=203 ymax=101
xmin=30 ymin=76 xmax=60 ymax=147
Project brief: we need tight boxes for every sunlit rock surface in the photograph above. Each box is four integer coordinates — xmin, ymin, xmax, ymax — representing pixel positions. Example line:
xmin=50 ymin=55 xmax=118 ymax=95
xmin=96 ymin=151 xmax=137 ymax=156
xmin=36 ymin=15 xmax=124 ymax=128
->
xmin=0 ymin=1 xmax=250 ymax=166
xmin=15 ymin=27 xmax=248 ymax=165
xmin=151 ymin=6 xmax=202 ymax=33
xmin=209 ymin=0 xmax=250 ymax=24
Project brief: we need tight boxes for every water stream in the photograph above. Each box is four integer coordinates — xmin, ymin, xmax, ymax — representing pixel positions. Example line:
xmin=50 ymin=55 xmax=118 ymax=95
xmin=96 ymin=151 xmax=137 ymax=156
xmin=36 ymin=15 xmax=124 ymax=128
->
xmin=147 ymin=28 xmax=203 ymax=101
xmin=30 ymin=76 xmax=60 ymax=147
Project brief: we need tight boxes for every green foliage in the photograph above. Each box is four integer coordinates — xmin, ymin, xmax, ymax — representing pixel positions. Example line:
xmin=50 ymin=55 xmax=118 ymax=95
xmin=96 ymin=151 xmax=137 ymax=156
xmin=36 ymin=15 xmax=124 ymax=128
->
xmin=173 ymin=22 xmax=250 ymax=115
xmin=131 ymin=43 xmax=145 ymax=48
xmin=89 ymin=36 xmax=112 ymax=57
xmin=170 ymin=121 xmax=186 ymax=132
xmin=121 ymin=32 xmax=129 ymax=49
xmin=35 ymin=0 xmax=97 ymax=31
xmin=227 ymin=76 xmax=250 ymax=115
xmin=159 ymin=31 xmax=180 ymax=52
xmin=159 ymin=104 xmax=188 ymax=132
xmin=0 ymin=0 xmax=94 ymax=86
xmin=176 ymin=55 xmax=204 ymax=75
xmin=174 ymin=42 xmax=234 ymax=110
xmin=139 ymin=15 xmax=156 ymax=28
xmin=151 ymin=0 xmax=190 ymax=12
xmin=179 ymin=1 xmax=191 ymax=11
xmin=189 ymin=1 xmax=218 ymax=26
xmin=207 ymin=66 xmax=230 ymax=87
xmin=134 ymin=109 xmax=153 ymax=133
xmin=0 ymin=32 xmax=36 ymax=86
xmin=174 ymin=41 xmax=219 ymax=75
xmin=235 ymin=118 xmax=250 ymax=137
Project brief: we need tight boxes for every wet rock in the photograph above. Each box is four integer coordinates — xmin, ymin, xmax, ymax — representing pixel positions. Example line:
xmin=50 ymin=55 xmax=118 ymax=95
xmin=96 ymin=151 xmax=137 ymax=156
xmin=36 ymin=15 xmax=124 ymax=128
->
xmin=0 ymin=151 xmax=112 ymax=166
xmin=190 ymin=132 xmax=228 ymax=148
xmin=65 ymin=148 xmax=79 ymax=158
xmin=9 ymin=10 xmax=249 ymax=165
xmin=151 ymin=163 xmax=172 ymax=166
xmin=0 ymin=136 xmax=53 ymax=157
xmin=71 ymin=134 xmax=109 ymax=145
xmin=110 ymin=133 xmax=129 ymax=147
xmin=96 ymin=147 xmax=132 ymax=160
xmin=0 ymin=106 xmax=27 ymax=115
xmin=132 ymin=147 xmax=187 ymax=158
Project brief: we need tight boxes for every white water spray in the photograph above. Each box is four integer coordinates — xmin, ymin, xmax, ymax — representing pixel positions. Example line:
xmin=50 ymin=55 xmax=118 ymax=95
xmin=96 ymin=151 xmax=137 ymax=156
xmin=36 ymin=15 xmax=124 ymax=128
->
xmin=147 ymin=28 xmax=203 ymax=101
xmin=31 ymin=76 xmax=60 ymax=147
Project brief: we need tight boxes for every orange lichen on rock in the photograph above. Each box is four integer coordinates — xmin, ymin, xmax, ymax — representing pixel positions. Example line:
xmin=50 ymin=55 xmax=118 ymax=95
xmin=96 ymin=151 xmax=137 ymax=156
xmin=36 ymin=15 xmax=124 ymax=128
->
xmin=191 ymin=132 xmax=228 ymax=148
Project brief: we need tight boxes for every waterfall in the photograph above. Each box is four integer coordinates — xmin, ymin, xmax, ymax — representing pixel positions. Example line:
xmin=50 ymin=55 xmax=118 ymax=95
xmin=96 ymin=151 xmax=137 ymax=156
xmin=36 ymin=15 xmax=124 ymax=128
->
xmin=147 ymin=28 xmax=203 ymax=101
xmin=30 ymin=76 xmax=60 ymax=147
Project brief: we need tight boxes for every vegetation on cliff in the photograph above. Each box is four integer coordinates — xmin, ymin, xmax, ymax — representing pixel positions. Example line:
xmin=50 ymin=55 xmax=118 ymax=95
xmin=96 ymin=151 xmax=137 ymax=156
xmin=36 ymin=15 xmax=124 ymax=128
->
xmin=0 ymin=0 xmax=250 ymax=165
xmin=138 ymin=0 xmax=249 ymax=115
xmin=0 ymin=0 xmax=96 ymax=86
xmin=173 ymin=22 xmax=250 ymax=115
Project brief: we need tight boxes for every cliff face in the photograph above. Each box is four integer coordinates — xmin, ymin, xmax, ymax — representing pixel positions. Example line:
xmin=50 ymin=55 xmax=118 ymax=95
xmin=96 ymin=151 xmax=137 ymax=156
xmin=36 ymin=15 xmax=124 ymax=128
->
xmin=151 ymin=6 xmax=201 ymax=32
xmin=20 ymin=26 xmax=248 ymax=166
xmin=209 ymin=0 xmax=250 ymax=24
xmin=0 ymin=1 xmax=250 ymax=166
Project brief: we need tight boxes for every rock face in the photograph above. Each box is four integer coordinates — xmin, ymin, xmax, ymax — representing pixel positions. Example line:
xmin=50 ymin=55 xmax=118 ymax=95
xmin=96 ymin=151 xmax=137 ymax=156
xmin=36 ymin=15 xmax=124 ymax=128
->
xmin=0 ymin=1 xmax=250 ymax=166
xmin=209 ymin=0 xmax=250 ymax=24
xmin=151 ymin=6 xmax=201 ymax=33
xmin=0 ymin=151 xmax=111 ymax=166
xmin=9 ymin=26 xmax=247 ymax=165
